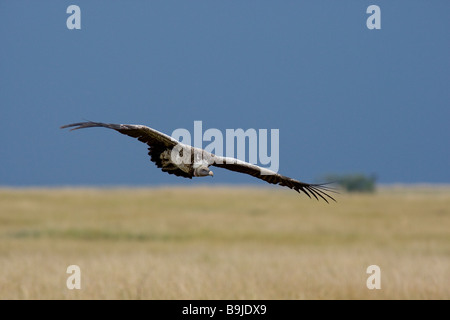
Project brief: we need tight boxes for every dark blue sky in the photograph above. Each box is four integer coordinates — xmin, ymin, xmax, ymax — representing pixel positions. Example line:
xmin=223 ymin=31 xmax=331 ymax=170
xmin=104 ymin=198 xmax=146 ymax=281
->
xmin=1 ymin=1 xmax=449 ymax=186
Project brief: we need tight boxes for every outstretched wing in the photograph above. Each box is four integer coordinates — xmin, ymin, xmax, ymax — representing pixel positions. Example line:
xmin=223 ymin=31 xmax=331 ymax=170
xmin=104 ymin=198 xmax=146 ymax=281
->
xmin=61 ymin=121 xmax=179 ymax=147
xmin=60 ymin=121 xmax=192 ymax=178
xmin=210 ymin=156 xmax=336 ymax=203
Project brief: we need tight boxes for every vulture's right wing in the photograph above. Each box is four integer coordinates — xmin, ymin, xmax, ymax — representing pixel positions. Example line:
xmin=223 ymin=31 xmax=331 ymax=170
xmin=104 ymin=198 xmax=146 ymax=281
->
xmin=60 ymin=121 xmax=179 ymax=148
xmin=60 ymin=121 xmax=194 ymax=179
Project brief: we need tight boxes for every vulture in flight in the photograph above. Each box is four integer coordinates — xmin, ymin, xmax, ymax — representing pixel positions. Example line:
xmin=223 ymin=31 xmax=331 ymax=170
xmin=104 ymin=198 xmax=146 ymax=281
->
xmin=61 ymin=122 xmax=335 ymax=202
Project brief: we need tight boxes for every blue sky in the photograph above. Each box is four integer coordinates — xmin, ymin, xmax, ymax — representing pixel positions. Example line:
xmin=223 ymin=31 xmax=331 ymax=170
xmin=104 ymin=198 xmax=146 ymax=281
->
xmin=1 ymin=1 xmax=449 ymax=186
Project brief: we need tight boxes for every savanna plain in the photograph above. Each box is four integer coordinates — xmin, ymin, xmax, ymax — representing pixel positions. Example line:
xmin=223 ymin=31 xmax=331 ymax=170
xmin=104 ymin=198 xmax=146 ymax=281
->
xmin=0 ymin=186 xmax=448 ymax=299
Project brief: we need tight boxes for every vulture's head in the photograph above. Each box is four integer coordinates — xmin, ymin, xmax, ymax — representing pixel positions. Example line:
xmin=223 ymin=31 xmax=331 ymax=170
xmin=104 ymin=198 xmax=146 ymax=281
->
xmin=194 ymin=166 xmax=214 ymax=177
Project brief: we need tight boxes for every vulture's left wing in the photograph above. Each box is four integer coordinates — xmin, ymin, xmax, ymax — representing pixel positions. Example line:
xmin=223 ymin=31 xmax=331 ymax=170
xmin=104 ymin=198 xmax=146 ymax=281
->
xmin=210 ymin=156 xmax=336 ymax=203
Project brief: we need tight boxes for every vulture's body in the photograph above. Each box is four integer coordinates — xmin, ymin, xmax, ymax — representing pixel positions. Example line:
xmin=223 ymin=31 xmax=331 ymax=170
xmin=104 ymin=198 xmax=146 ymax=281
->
xmin=61 ymin=121 xmax=335 ymax=202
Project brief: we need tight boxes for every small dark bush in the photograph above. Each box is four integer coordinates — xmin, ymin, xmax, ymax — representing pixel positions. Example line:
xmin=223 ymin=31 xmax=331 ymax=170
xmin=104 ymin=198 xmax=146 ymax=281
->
xmin=324 ymin=173 xmax=376 ymax=193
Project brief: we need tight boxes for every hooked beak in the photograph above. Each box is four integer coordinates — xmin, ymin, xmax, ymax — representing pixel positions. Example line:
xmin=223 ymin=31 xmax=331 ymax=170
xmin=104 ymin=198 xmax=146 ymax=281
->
xmin=208 ymin=171 xmax=214 ymax=177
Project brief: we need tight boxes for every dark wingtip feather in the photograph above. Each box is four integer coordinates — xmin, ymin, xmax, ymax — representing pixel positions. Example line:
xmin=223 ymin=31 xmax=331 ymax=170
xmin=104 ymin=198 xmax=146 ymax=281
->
xmin=60 ymin=122 xmax=93 ymax=131
xmin=309 ymin=183 xmax=338 ymax=203
xmin=304 ymin=186 xmax=319 ymax=201
xmin=297 ymin=186 xmax=312 ymax=199
xmin=311 ymin=187 xmax=330 ymax=203
xmin=60 ymin=121 xmax=113 ymax=132
xmin=60 ymin=123 xmax=78 ymax=130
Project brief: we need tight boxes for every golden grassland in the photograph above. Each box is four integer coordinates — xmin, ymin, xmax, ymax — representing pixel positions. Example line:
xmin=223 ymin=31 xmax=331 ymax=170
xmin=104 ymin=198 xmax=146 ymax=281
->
xmin=0 ymin=185 xmax=449 ymax=299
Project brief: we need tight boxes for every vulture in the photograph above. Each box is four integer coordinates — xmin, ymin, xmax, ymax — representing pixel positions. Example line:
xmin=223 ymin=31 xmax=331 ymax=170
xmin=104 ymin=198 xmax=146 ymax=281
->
xmin=61 ymin=121 xmax=335 ymax=202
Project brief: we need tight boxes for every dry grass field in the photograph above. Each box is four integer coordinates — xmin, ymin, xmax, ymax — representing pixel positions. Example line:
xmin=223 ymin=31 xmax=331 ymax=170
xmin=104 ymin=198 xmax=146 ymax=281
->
xmin=0 ymin=186 xmax=449 ymax=299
